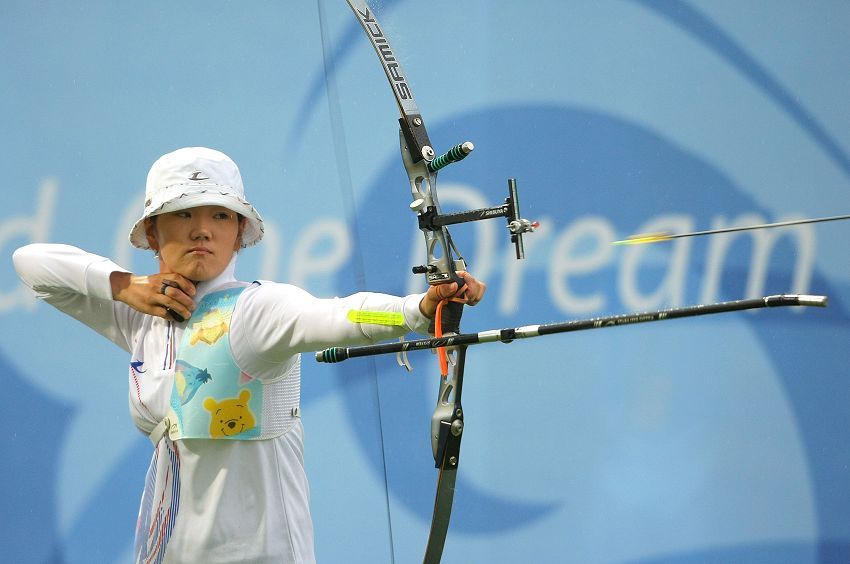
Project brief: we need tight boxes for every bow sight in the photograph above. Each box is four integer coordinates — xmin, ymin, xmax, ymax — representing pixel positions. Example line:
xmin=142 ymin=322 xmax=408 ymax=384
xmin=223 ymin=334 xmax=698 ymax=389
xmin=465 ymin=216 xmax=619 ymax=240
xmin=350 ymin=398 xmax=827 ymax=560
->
xmin=410 ymin=172 xmax=538 ymax=275
xmin=400 ymin=130 xmax=538 ymax=285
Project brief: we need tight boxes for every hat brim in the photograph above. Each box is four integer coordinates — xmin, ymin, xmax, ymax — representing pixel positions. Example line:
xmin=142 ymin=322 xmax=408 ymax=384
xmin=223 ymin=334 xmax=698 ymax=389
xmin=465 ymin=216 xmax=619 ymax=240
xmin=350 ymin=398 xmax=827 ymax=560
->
xmin=128 ymin=186 xmax=264 ymax=249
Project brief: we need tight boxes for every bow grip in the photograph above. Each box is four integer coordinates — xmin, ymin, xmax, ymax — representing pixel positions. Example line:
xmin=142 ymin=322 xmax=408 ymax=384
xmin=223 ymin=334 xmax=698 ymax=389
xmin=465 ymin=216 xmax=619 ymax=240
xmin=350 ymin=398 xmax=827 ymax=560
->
xmin=428 ymin=298 xmax=464 ymax=336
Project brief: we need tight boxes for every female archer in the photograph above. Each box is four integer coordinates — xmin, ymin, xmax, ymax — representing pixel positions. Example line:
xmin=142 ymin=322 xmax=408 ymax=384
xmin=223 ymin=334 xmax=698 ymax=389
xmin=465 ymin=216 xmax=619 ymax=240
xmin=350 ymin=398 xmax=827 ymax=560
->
xmin=13 ymin=146 xmax=485 ymax=563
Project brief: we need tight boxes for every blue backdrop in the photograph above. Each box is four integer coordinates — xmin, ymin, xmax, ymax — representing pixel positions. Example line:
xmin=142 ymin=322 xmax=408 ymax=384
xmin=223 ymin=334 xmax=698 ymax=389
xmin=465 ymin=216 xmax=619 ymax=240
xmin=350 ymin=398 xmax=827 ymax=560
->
xmin=2 ymin=1 xmax=849 ymax=562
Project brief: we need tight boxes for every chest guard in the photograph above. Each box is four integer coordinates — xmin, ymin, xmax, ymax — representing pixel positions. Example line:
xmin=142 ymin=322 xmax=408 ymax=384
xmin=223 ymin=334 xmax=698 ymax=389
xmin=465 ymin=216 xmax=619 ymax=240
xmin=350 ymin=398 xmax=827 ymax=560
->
xmin=157 ymin=283 xmax=299 ymax=442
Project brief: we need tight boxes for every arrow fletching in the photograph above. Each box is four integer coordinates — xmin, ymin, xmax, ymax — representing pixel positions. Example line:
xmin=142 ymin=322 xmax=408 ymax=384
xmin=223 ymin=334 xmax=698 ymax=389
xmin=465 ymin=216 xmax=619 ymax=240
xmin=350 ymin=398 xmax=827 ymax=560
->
xmin=612 ymin=232 xmax=671 ymax=246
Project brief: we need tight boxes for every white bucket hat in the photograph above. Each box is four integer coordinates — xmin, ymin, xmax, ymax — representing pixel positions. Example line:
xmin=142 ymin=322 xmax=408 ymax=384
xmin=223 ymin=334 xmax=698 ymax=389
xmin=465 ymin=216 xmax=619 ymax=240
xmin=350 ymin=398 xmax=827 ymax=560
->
xmin=128 ymin=147 xmax=264 ymax=249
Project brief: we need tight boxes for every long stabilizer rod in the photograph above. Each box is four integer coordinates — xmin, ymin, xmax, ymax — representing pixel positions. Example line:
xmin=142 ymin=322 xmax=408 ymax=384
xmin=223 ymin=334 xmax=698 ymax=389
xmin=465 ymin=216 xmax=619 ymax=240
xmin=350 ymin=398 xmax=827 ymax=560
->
xmin=316 ymin=294 xmax=827 ymax=363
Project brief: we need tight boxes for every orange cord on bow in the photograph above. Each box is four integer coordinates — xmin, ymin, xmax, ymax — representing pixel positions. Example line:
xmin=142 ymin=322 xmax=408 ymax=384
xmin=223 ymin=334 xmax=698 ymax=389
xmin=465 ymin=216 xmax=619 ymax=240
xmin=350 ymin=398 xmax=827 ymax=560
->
xmin=434 ymin=297 xmax=465 ymax=377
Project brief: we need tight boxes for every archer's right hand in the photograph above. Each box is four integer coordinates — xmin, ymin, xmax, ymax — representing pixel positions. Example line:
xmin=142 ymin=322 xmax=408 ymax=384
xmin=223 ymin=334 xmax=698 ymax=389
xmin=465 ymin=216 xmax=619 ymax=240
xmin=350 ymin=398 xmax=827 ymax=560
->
xmin=110 ymin=271 xmax=196 ymax=321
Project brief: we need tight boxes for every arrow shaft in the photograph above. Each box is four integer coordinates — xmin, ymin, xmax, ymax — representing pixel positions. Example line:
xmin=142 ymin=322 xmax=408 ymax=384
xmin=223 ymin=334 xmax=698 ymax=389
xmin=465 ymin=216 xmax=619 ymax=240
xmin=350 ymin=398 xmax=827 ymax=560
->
xmin=667 ymin=214 xmax=850 ymax=240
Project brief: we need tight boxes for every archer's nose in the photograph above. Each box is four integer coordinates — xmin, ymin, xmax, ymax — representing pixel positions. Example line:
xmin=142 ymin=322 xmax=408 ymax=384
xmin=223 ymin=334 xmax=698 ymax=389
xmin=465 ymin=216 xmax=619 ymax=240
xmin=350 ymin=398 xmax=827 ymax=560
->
xmin=191 ymin=219 xmax=212 ymax=240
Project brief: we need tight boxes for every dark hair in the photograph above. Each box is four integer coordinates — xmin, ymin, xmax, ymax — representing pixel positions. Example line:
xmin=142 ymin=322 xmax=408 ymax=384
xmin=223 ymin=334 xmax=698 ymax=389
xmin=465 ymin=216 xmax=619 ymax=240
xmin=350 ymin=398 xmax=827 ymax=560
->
xmin=148 ymin=210 xmax=244 ymax=223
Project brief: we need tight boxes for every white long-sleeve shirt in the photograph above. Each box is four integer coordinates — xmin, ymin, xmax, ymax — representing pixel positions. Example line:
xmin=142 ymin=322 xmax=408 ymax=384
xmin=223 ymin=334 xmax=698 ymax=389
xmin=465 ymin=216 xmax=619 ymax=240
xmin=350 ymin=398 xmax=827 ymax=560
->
xmin=13 ymin=243 xmax=430 ymax=563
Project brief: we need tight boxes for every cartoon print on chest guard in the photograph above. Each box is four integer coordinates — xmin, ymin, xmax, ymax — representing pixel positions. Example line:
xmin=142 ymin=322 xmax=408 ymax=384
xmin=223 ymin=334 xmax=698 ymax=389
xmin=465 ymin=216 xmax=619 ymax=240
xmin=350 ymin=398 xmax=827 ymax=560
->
xmin=203 ymin=389 xmax=256 ymax=438
xmin=189 ymin=306 xmax=231 ymax=346
xmin=174 ymin=359 xmax=213 ymax=405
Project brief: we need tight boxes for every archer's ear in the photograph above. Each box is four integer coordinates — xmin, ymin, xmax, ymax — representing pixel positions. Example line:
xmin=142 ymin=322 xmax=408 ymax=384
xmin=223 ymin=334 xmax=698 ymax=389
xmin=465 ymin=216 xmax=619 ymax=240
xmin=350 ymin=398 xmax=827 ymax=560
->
xmin=234 ymin=216 xmax=248 ymax=251
xmin=144 ymin=218 xmax=159 ymax=251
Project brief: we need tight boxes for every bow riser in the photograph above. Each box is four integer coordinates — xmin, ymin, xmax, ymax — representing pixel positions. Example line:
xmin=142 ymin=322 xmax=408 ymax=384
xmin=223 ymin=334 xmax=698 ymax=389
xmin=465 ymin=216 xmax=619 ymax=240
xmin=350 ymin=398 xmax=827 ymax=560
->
xmin=400 ymin=131 xmax=467 ymax=285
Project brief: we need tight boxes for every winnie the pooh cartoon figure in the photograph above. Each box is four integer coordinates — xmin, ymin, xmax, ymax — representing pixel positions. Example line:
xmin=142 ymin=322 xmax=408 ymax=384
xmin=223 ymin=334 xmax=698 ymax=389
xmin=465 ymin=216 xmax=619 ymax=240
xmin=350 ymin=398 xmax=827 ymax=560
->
xmin=203 ymin=389 xmax=257 ymax=438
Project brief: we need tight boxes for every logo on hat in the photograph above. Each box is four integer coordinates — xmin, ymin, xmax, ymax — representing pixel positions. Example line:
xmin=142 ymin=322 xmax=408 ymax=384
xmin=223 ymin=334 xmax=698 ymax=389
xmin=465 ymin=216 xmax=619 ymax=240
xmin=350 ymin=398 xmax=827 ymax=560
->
xmin=189 ymin=171 xmax=210 ymax=181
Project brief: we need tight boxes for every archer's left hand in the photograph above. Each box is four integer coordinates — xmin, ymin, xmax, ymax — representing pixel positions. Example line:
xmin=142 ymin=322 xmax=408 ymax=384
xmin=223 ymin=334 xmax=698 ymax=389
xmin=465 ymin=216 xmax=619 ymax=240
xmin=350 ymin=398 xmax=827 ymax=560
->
xmin=418 ymin=271 xmax=486 ymax=320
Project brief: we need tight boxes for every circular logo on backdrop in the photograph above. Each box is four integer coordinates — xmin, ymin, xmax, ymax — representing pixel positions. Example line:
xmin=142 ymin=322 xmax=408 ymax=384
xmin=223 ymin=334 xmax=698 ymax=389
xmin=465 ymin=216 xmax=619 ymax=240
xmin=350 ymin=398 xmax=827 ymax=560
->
xmin=332 ymin=104 xmax=847 ymax=557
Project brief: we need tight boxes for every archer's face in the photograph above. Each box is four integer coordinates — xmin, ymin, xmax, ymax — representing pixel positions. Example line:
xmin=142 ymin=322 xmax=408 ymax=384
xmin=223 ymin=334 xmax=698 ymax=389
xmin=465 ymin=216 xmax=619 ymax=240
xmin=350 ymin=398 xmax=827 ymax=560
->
xmin=145 ymin=205 xmax=244 ymax=282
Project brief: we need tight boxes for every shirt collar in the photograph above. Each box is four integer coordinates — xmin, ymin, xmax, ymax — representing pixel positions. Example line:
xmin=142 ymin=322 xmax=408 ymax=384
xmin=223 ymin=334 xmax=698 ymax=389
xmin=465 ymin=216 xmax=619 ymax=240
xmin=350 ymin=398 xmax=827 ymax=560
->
xmin=192 ymin=254 xmax=238 ymax=302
